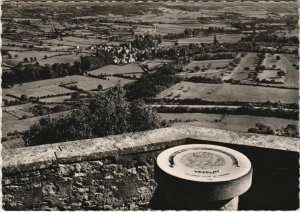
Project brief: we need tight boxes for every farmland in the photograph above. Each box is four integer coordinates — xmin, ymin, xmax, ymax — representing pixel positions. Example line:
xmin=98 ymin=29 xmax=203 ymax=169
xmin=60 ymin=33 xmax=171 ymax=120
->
xmin=88 ymin=64 xmax=144 ymax=76
xmin=223 ymin=53 xmax=258 ymax=81
xmin=2 ymin=111 xmax=70 ymax=137
xmin=42 ymin=36 xmax=106 ymax=48
xmin=177 ymin=34 xmax=244 ymax=44
xmin=263 ymin=53 xmax=298 ymax=88
xmin=63 ymin=75 xmax=135 ymax=91
xmin=2 ymin=74 xmax=136 ymax=100
xmin=184 ymin=59 xmax=231 ymax=70
xmin=1 ymin=0 xmax=299 ymax=149
xmin=156 ymin=82 xmax=298 ymax=103
xmin=162 ymin=113 xmax=298 ymax=133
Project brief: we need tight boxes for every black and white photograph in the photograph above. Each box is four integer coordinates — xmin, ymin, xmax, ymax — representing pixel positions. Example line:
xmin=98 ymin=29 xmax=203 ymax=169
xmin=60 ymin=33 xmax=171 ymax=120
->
xmin=1 ymin=0 xmax=299 ymax=210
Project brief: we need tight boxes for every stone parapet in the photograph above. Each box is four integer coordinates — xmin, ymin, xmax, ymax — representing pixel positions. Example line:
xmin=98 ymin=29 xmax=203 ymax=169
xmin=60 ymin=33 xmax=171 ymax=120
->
xmin=3 ymin=125 xmax=298 ymax=174
xmin=2 ymin=126 xmax=299 ymax=210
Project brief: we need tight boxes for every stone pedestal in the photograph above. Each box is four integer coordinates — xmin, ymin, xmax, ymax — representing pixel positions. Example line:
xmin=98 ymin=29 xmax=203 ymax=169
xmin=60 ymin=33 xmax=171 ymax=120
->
xmin=154 ymin=144 xmax=253 ymax=210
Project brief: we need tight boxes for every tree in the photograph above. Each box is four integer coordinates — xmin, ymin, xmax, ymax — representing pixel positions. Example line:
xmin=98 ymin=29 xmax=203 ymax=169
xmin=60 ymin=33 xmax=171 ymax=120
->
xmin=24 ymin=87 xmax=162 ymax=146
xmin=23 ymin=57 xmax=29 ymax=63
xmin=194 ymin=66 xmax=200 ymax=72
xmin=71 ymin=92 xmax=80 ymax=100
xmin=97 ymin=84 xmax=103 ymax=90
xmin=20 ymin=94 xmax=29 ymax=102
xmin=276 ymin=55 xmax=281 ymax=60
xmin=128 ymin=99 xmax=161 ymax=132
xmin=277 ymin=70 xmax=285 ymax=77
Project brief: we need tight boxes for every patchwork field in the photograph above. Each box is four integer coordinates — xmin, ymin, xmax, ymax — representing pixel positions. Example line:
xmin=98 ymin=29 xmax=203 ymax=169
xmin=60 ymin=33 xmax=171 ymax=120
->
xmin=88 ymin=64 xmax=144 ymax=76
xmin=42 ymin=36 xmax=106 ymax=48
xmin=4 ymin=50 xmax=73 ymax=64
xmin=3 ymin=85 xmax=73 ymax=99
xmin=263 ymin=53 xmax=298 ymax=87
xmin=257 ymin=70 xmax=285 ymax=84
xmin=184 ymin=59 xmax=231 ymax=70
xmin=177 ymin=34 xmax=243 ymax=44
xmin=223 ymin=53 xmax=258 ymax=81
xmin=2 ymin=111 xmax=70 ymax=136
xmin=64 ymin=76 xmax=135 ymax=91
xmin=39 ymin=95 xmax=71 ymax=103
xmin=3 ymin=103 xmax=36 ymax=119
xmin=2 ymin=76 xmax=81 ymax=98
xmin=37 ymin=54 xmax=80 ymax=65
xmin=156 ymin=81 xmax=298 ymax=103
xmin=167 ymin=114 xmax=298 ymax=133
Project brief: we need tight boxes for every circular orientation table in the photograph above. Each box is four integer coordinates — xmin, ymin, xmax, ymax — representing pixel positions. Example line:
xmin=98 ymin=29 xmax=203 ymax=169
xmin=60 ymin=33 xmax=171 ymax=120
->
xmin=154 ymin=144 xmax=253 ymax=210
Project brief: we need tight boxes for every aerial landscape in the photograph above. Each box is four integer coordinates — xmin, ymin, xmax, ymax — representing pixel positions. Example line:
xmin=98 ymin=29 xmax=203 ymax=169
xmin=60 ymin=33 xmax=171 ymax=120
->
xmin=1 ymin=1 xmax=298 ymax=147
xmin=1 ymin=1 xmax=299 ymax=211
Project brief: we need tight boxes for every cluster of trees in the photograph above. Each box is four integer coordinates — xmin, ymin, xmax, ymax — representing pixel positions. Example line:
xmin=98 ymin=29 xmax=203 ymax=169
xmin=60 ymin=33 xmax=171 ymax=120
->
xmin=194 ymin=52 xmax=236 ymax=61
xmin=2 ymin=62 xmax=81 ymax=88
xmin=151 ymin=99 xmax=298 ymax=110
xmin=156 ymin=105 xmax=298 ymax=120
xmin=125 ymin=63 xmax=182 ymax=99
xmin=241 ymin=34 xmax=298 ymax=45
xmin=164 ymin=27 xmax=238 ymax=40
xmin=2 ymin=55 xmax=110 ymax=88
xmin=24 ymin=87 xmax=163 ymax=146
xmin=248 ymin=123 xmax=275 ymax=135
xmin=131 ymin=34 xmax=162 ymax=50
xmin=186 ymin=75 xmax=223 ymax=84
xmin=164 ymin=28 xmax=203 ymax=40
xmin=29 ymin=104 xmax=70 ymax=116
xmin=248 ymin=123 xmax=298 ymax=138
xmin=278 ymin=124 xmax=298 ymax=138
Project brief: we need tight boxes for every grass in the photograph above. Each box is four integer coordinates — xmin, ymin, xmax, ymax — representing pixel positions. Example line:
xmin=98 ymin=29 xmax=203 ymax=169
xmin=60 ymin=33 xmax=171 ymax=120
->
xmin=177 ymin=34 xmax=244 ymax=44
xmin=88 ymin=64 xmax=144 ymax=76
xmin=64 ymin=76 xmax=135 ymax=91
xmin=37 ymin=54 xmax=80 ymax=65
xmin=263 ymin=53 xmax=298 ymax=88
xmin=42 ymin=36 xmax=106 ymax=48
xmin=3 ymin=85 xmax=73 ymax=98
xmin=2 ymin=76 xmax=80 ymax=98
xmin=184 ymin=59 xmax=231 ymax=70
xmin=4 ymin=50 xmax=71 ymax=64
xmin=257 ymin=70 xmax=284 ymax=83
xmin=3 ymin=103 xmax=35 ymax=119
xmin=223 ymin=53 xmax=258 ymax=81
xmin=39 ymin=95 xmax=70 ymax=103
xmin=159 ymin=112 xmax=222 ymax=122
xmin=167 ymin=114 xmax=298 ymax=133
xmin=2 ymin=111 xmax=70 ymax=136
xmin=156 ymin=81 xmax=298 ymax=103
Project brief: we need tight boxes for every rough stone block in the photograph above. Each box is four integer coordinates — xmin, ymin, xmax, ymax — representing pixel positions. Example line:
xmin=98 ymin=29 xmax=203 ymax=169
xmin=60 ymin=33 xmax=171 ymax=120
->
xmin=2 ymin=145 xmax=57 ymax=174
xmin=54 ymin=138 xmax=118 ymax=163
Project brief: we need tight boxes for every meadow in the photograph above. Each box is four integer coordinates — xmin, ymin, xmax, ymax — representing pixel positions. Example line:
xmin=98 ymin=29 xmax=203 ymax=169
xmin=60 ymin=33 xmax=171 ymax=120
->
xmin=64 ymin=75 xmax=135 ymax=91
xmin=156 ymin=81 xmax=298 ymax=103
xmin=88 ymin=64 xmax=144 ymax=76
xmin=166 ymin=114 xmax=298 ymax=133
xmin=184 ymin=59 xmax=231 ymax=70
xmin=177 ymin=34 xmax=243 ymax=44
xmin=223 ymin=53 xmax=258 ymax=81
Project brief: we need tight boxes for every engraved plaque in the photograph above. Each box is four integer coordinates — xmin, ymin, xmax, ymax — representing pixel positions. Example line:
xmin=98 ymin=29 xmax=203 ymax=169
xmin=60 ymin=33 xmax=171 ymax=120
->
xmin=157 ymin=144 xmax=251 ymax=182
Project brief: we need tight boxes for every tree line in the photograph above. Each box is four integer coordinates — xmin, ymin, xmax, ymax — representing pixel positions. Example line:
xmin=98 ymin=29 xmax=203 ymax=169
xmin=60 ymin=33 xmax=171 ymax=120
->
xmin=156 ymin=105 xmax=298 ymax=120
xmin=2 ymin=54 xmax=112 ymax=88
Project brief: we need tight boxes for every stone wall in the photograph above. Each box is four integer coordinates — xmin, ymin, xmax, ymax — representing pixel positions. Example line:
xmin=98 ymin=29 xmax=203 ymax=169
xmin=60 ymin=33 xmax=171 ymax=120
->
xmin=2 ymin=126 xmax=299 ymax=210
